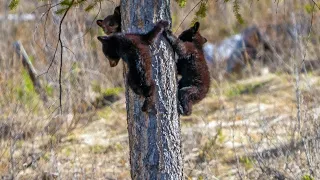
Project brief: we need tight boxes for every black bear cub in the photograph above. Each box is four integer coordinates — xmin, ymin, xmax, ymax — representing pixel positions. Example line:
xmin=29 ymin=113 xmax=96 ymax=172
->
xmin=164 ymin=22 xmax=210 ymax=116
xmin=97 ymin=6 xmax=121 ymax=35
xmin=97 ymin=20 xmax=169 ymax=112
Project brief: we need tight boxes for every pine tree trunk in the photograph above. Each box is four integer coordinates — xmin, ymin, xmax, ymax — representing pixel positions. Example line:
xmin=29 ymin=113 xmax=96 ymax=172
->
xmin=120 ymin=0 xmax=183 ymax=179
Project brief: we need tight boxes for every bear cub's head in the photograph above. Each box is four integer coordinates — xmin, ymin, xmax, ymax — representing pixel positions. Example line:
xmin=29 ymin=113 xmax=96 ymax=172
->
xmin=178 ymin=22 xmax=207 ymax=46
xmin=97 ymin=36 xmax=121 ymax=67
xmin=97 ymin=6 xmax=121 ymax=35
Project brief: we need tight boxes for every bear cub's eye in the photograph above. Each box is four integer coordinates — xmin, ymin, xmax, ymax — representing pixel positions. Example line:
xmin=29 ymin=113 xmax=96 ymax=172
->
xmin=109 ymin=22 xmax=114 ymax=26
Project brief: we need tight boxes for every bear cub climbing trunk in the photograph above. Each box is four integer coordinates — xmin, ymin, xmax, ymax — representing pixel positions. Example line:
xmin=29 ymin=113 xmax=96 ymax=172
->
xmin=120 ymin=0 xmax=183 ymax=179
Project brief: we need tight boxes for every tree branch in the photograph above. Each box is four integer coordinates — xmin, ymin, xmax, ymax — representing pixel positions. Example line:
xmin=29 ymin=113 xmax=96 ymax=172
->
xmin=58 ymin=1 xmax=74 ymax=113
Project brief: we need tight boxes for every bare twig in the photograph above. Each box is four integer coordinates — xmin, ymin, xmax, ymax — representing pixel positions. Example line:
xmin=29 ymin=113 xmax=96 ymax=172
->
xmin=78 ymin=1 xmax=102 ymax=39
xmin=174 ymin=0 xmax=202 ymax=34
xmin=310 ymin=0 xmax=320 ymax=10
xmin=36 ymin=2 xmax=64 ymax=77
xmin=35 ymin=1 xmax=76 ymax=112
xmin=57 ymin=0 xmax=75 ymax=113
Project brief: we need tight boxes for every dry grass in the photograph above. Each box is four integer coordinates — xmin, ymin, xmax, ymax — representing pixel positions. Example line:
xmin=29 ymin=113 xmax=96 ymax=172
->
xmin=1 ymin=0 xmax=320 ymax=179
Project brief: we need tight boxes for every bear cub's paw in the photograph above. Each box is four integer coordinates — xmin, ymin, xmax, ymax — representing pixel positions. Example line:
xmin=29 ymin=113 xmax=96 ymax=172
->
xmin=156 ymin=20 xmax=170 ymax=30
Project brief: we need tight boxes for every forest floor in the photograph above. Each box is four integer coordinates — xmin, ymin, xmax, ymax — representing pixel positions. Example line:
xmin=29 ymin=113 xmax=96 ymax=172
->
xmin=2 ymin=72 xmax=320 ymax=179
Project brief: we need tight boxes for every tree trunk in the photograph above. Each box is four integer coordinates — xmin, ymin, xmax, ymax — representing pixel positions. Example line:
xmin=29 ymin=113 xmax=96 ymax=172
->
xmin=120 ymin=0 xmax=183 ymax=179
xmin=14 ymin=41 xmax=48 ymax=104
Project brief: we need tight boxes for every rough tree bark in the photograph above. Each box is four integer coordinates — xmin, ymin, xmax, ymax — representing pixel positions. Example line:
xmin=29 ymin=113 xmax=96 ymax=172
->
xmin=120 ymin=0 xmax=183 ymax=179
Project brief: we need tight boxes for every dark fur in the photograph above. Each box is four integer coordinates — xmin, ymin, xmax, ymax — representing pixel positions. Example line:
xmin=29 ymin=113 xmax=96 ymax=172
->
xmin=226 ymin=26 xmax=272 ymax=75
xmin=164 ymin=22 xmax=210 ymax=116
xmin=97 ymin=20 xmax=169 ymax=112
xmin=243 ymin=26 xmax=271 ymax=60
xmin=97 ymin=6 xmax=121 ymax=35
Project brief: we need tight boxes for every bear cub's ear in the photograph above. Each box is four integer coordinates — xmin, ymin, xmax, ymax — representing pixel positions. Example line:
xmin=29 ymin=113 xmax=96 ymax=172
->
xmin=203 ymin=37 xmax=207 ymax=43
xmin=97 ymin=20 xmax=103 ymax=27
xmin=114 ymin=6 xmax=120 ymax=16
xmin=192 ymin=22 xmax=200 ymax=33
